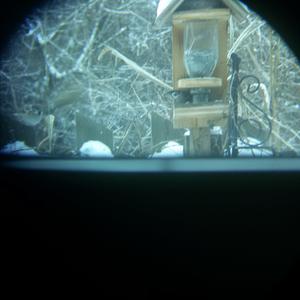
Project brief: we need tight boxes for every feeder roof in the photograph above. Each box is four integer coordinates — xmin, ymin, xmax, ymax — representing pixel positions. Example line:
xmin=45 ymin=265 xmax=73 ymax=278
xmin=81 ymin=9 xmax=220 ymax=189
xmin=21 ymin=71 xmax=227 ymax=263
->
xmin=155 ymin=0 xmax=249 ymax=27
xmin=155 ymin=0 xmax=184 ymax=27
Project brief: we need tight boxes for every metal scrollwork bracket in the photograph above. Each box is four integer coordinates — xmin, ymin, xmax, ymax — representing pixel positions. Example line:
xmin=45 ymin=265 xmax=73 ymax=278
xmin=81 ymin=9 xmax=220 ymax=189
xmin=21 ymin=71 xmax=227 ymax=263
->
xmin=228 ymin=53 xmax=273 ymax=157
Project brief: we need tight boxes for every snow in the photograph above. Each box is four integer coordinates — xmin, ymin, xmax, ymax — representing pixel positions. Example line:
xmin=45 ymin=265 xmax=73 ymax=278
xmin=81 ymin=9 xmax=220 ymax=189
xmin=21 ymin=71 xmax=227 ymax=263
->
xmin=184 ymin=129 xmax=190 ymax=137
xmin=0 ymin=141 xmax=39 ymax=156
xmin=237 ymin=137 xmax=273 ymax=157
xmin=156 ymin=0 xmax=174 ymax=17
xmin=79 ymin=140 xmax=113 ymax=158
xmin=211 ymin=126 xmax=223 ymax=135
xmin=151 ymin=141 xmax=183 ymax=158
xmin=151 ymin=137 xmax=272 ymax=158
xmin=155 ymin=0 xmax=184 ymax=25
xmin=239 ymin=137 xmax=261 ymax=146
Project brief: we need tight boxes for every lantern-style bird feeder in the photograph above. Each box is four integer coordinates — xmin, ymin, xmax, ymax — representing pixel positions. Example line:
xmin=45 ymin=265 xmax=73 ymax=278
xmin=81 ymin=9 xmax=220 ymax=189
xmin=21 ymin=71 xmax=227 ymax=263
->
xmin=172 ymin=8 xmax=230 ymax=129
xmin=155 ymin=0 xmax=247 ymax=155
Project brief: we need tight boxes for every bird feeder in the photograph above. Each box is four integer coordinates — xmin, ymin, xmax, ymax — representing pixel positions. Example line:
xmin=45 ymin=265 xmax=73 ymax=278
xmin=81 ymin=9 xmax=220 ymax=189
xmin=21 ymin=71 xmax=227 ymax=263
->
xmin=172 ymin=8 xmax=230 ymax=129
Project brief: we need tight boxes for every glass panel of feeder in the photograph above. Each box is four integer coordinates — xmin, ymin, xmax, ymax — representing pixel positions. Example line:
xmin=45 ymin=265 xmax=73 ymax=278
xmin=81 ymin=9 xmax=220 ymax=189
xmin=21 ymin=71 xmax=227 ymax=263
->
xmin=183 ymin=20 xmax=219 ymax=78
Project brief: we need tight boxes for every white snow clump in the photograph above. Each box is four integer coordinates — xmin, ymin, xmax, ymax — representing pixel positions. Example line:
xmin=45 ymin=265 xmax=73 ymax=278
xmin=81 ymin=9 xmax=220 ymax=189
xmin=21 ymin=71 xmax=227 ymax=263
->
xmin=237 ymin=137 xmax=273 ymax=157
xmin=151 ymin=141 xmax=183 ymax=158
xmin=79 ymin=140 xmax=113 ymax=158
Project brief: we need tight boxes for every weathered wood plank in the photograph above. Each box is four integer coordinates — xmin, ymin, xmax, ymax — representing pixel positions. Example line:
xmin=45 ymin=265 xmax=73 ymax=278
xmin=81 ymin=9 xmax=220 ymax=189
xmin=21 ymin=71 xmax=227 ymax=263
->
xmin=177 ymin=77 xmax=222 ymax=89
xmin=172 ymin=21 xmax=186 ymax=89
xmin=173 ymin=104 xmax=229 ymax=128
xmin=173 ymin=8 xmax=231 ymax=22
xmin=190 ymin=128 xmax=211 ymax=156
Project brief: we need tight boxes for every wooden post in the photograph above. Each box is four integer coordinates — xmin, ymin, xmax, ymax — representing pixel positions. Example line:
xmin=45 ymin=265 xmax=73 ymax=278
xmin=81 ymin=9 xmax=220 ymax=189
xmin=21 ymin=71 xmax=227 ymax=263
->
xmin=189 ymin=128 xmax=211 ymax=156
xmin=173 ymin=103 xmax=228 ymax=156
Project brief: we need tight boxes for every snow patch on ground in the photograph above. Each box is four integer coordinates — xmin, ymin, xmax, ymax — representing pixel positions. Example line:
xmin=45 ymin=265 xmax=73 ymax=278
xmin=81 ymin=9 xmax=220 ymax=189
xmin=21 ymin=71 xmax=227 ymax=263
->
xmin=237 ymin=137 xmax=273 ymax=157
xmin=79 ymin=140 xmax=113 ymax=158
xmin=0 ymin=141 xmax=39 ymax=156
xmin=151 ymin=141 xmax=183 ymax=158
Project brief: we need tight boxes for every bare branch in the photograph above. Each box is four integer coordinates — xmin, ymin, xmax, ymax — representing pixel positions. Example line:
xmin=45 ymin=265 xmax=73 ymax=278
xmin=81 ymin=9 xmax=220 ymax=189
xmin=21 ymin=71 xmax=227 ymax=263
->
xmin=103 ymin=46 xmax=173 ymax=91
